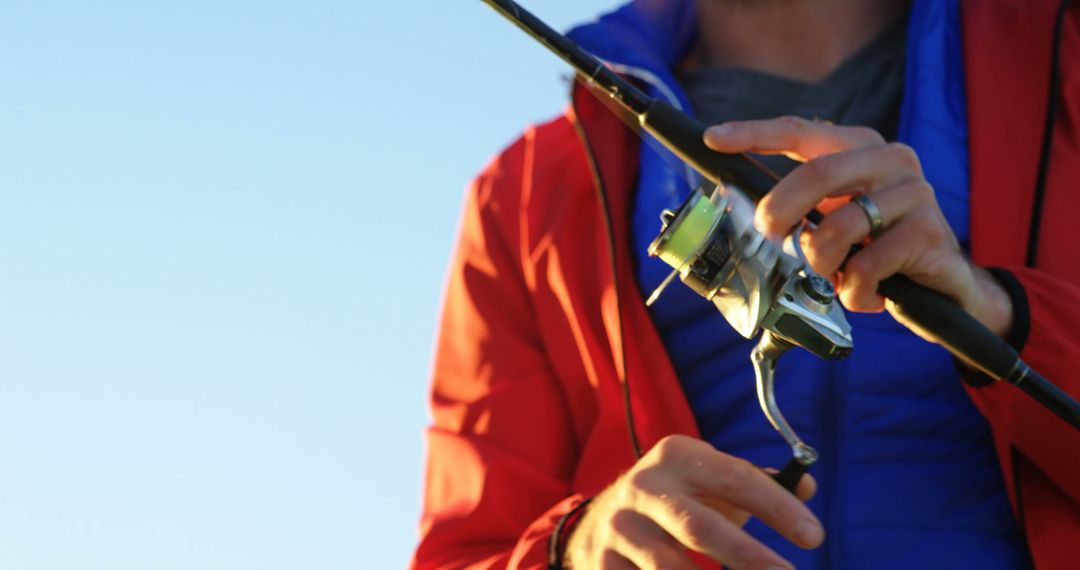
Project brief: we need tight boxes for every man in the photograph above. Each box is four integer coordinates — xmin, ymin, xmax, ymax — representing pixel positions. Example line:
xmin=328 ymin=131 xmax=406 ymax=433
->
xmin=415 ymin=0 xmax=1080 ymax=568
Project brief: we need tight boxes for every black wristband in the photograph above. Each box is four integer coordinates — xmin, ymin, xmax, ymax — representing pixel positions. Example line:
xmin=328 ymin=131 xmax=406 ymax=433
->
xmin=986 ymin=268 xmax=1031 ymax=353
xmin=960 ymin=267 xmax=1032 ymax=387
xmin=547 ymin=497 xmax=594 ymax=570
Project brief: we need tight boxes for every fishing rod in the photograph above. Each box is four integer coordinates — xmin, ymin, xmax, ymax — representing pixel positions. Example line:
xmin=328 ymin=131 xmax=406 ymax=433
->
xmin=478 ymin=0 xmax=1080 ymax=451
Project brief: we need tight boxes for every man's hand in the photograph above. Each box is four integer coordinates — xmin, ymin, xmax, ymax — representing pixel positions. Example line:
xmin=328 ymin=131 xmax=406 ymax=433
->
xmin=703 ymin=116 xmax=1014 ymax=341
xmin=565 ymin=435 xmax=821 ymax=569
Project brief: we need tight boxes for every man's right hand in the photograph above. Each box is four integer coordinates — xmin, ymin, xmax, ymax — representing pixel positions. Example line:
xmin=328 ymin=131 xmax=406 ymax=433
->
xmin=565 ymin=435 xmax=823 ymax=569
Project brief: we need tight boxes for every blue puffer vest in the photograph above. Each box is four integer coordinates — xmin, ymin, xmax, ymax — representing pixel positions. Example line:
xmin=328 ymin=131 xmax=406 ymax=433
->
xmin=569 ymin=1 xmax=1031 ymax=567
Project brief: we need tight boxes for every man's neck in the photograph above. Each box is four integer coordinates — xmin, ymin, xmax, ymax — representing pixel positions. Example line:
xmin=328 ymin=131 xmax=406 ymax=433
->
xmin=686 ymin=0 xmax=907 ymax=83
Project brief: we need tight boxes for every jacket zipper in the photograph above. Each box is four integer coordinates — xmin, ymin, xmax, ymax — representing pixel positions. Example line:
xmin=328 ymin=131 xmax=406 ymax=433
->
xmin=569 ymin=91 xmax=643 ymax=459
xmin=565 ymin=60 xmax=702 ymax=460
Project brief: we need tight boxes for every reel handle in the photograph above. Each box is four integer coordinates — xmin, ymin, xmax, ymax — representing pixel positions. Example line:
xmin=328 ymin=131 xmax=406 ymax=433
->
xmin=770 ymin=458 xmax=807 ymax=495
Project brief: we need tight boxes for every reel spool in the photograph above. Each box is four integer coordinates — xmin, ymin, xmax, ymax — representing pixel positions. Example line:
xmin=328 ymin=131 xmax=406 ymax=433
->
xmin=648 ymin=186 xmax=853 ymax=360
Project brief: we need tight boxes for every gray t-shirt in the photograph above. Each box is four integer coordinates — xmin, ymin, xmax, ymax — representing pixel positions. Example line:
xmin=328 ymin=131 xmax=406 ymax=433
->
xmin=679 ymin=17 xmax=907 ymax=177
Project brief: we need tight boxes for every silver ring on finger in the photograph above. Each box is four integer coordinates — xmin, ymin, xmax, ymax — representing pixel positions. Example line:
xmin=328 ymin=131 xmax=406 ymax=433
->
xmin=851 ymin=193 xmax=885 ymax=238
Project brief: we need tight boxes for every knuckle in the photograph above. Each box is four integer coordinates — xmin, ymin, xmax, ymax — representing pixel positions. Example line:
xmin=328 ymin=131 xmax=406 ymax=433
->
xmin=917 ymin=213 xmax=942 ymax=236
xmin=918 ymin=214 xmax=951 ymax=247
xmin=800 ymin=156 xmax=835 ymax=183
xmin=723 ymin=120 xmax=745 ymax=134
xmin=651 ymin=434 xmax=691 ymax=464
xmin=623 ymin=467 xmax=659 ymax=497
xmin=681 ymin=509 xmax=720 ymax=545
xmin=844 ymin=252 xmax=874 ymax=280
xmin=887 ymin=142 xmax=922 ymax=171
xmin=668 ymin=500 xmax=696 ymax=531
xmin=714 ymin=456 xmax=754 ymax=495
xmin=812 ymin=217 xmax=843 ymax=244
xmin=907 ymin=179 xmax=935 ymax=201
xmin=853 ymin=125 xmax=886 ymax=145
xmin=813 ymin=214 xmax=859 ymax=250
xmin=779 ymin=114 xmax=808 ymax=130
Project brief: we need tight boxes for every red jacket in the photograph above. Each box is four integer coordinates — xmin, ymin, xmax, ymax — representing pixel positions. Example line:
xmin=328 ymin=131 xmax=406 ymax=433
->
xmin=415 ymin=1 xmax=1080 ymax=568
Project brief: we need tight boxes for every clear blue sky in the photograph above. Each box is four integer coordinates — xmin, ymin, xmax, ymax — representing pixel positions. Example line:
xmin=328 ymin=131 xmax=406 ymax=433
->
xmin=0 ymin=1 xmax=622 ymax=568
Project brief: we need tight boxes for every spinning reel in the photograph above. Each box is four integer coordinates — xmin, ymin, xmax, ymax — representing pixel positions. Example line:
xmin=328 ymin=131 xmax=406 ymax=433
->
xmin=648 ymin=185 xmax=854 ymax=479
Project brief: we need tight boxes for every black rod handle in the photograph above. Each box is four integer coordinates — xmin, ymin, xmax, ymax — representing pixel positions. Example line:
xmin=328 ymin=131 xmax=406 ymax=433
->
xmin=879 ymin=274 xmax=1080 ymax=430
xmin=878 ymin=275 xmax=1019 ymax=378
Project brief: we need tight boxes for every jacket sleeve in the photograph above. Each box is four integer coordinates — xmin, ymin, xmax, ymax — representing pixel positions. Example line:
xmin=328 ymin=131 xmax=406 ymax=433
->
xmin=412 ymin=137 xmax=582 ymax=569
xmin=962 ymin=265 xmax=1080 ymax=506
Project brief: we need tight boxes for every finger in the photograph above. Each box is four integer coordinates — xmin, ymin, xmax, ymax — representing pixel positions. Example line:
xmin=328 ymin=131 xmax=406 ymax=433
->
xmin=641 ymin=493 xmax=795 ymax=569
xmin=802 ymin=180 xmax=933 ymax=276
xmin=704 ymin=115 xmax=885 ymax=161
xmin=795 ymin=473 xmax=817 ymax=502
xmin=838 ymin=209 xmax=968 ymax=313
xmin=610 ymin=509 xmax=698 ymax=570
xmin=661 ymin=448 xmax=824 ymax=549
xmin=755 ymin=143 xmax=925 ymax=239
